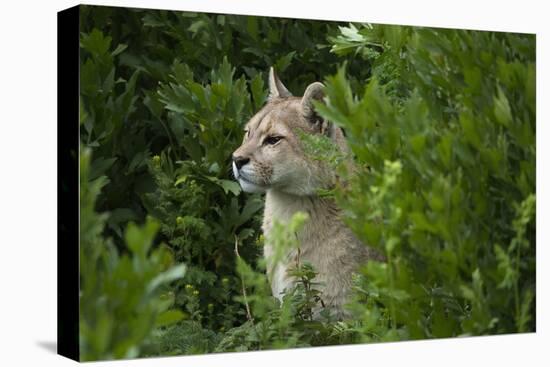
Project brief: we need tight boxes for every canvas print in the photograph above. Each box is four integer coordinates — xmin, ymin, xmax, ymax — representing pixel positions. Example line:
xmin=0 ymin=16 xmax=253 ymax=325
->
xmin=59 ymin=4 xmax=536 ymax=362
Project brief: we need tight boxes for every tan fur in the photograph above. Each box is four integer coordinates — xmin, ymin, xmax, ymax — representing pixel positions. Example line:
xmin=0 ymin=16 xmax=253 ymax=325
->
xmin=232 ymin=68 xmax=383 ymax=318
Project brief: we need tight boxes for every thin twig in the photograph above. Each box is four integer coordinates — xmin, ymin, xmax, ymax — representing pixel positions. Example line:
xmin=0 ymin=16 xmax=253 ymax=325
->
xmin=235 ymin=235 xmax=253 ymax=323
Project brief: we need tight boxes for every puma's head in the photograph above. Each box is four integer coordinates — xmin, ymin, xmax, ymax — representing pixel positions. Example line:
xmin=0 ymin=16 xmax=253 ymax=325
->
xmin=232 ymin=68 xmax=347 ymax=196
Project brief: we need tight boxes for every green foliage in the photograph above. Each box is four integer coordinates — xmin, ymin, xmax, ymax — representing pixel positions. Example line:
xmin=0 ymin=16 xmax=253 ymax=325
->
xmin=298 ymin=129 xmax=346 ymax=169
xmin=141 ymin=58 xmax=269 ymax=334
xmin=79 ymin=148 xmax=186 ymax=361
xmin=78 ymin=5 xmax=535 ymax=361
xmin=316 ymin=27 xmax=535 ymax=339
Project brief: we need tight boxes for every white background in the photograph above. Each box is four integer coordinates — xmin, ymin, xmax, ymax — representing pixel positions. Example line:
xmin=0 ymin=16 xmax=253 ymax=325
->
xmin=0 ymin=0 xmax=547 ymax=366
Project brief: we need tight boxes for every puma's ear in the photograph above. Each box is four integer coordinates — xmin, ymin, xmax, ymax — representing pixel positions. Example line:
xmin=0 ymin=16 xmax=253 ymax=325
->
xmin=301 ymin=82 xmax=325 ymax=119
xmin=301 ymin=82 xmax=335 ymax=137
xmin=268 ymin=67 xmax=292 ymax=101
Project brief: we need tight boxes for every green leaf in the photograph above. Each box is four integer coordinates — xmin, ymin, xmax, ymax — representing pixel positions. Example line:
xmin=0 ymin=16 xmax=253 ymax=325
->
xmin=174 ymin=175 xmax=188 ymax=186
xmin=125 ymin=217 xmax=160 ymax=258
xmin=250 ymin=73 xmax=267 ymax=111
xmin=102 ymin=67 xmax=115 ymax=94
xmin=111 ymin=43 xmax=128 ymax=57
xmin=218 ymin=179 xmax=242 ymax=196
xmin=146 ymin=264 xmax=187 ymax=295
xmin=409 ymin=134 xmax=426 ymax=154
xmin=89 ymin=157 xmax=117 ymax=180
xmin=275 ymin=51 xmax=296 ymax=73
xmin=516 ymin=288 xmax=534 ymax=332
xmin=80 ymin=28 xmax=112 ymax=56
xmin=494 ymin=244 xmax=516 ymax=289
xmin=156 ymin=310 xmax=186 ymax=327
xmin=494 ymin=86 xmax=512 ymax=126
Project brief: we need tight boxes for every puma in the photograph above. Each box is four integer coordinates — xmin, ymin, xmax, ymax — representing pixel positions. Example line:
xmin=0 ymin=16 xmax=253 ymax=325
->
xmin=232 ymin=68 xmax=383 ymax=317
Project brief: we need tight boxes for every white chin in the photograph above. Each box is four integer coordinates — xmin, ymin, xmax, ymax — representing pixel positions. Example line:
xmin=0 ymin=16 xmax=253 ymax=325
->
xmin=238 ymin=178 xmax=267 ymax=193
xmin=232 ymin=162 xmax=239 ymax=179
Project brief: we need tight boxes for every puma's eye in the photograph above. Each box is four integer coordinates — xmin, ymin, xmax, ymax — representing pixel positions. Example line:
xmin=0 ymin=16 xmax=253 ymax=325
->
xmin=263 ymin=136 xmax=283 ymax=145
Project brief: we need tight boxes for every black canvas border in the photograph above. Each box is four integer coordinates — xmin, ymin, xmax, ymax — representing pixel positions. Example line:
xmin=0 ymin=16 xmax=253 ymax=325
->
xmin=57 ymin=4 xmax=80 ymax=362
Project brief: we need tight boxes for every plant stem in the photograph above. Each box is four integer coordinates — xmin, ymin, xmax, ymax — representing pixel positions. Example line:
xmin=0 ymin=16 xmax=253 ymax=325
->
xmin=235 ymin=235 xmax=253 ymax=323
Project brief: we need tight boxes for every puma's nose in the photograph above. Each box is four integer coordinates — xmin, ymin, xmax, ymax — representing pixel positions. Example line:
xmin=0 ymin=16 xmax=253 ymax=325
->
xmin=232 ymin=155 xmax=250 ymax=170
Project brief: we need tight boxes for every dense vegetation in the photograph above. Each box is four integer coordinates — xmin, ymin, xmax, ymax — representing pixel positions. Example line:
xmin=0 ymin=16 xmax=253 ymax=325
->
xmin=78 ymin=6 xmax=535 ymax=361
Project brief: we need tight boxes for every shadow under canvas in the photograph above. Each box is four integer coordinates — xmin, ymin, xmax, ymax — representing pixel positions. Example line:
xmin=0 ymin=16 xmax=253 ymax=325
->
xmin=36 ymin=341 xmax=57 ymax=354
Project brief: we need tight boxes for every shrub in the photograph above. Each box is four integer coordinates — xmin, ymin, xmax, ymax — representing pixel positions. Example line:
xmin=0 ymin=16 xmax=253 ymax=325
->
xmin=79 ymin=147 xmax=186 ymax=360
xmin=317 ymin=26 xmax=535 ymax=340
xmin=142 ymin=58 xmax=265 ymax=334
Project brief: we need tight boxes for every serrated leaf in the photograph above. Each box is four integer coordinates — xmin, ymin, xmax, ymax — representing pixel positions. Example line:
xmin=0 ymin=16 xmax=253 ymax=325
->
xmin=250 ymin=73 xmax=267 ymax=111
xmin=218 ymin=179 xmax=241 ymax=196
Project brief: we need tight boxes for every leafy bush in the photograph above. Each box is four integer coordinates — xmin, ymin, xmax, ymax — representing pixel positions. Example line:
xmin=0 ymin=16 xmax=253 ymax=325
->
xmin=142 ymin=58 xmax=266 ymax=334
xmin=79 ymin=147 xmax=186 ymax=361
xmin=318 ymin=26 xmax=535 ymax=340
xmin=78 ymin=5 xmax=535 ymax=360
